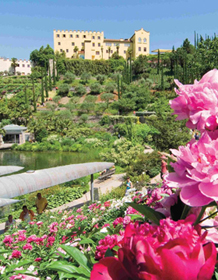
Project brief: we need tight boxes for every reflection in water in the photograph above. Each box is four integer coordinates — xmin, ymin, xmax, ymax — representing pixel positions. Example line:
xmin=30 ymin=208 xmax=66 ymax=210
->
xmin=0 ymin=150 xmax=100 ymax=173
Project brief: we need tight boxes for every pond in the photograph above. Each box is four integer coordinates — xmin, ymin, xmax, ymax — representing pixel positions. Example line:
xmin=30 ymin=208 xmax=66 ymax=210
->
xmin=0 ymin=150 xmax=101 ymax=173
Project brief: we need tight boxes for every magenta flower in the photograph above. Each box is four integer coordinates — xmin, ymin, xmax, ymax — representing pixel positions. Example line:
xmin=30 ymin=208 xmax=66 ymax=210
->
xmin=91 ymin=216 xmax=217 ymax=280
xmin=170 ymin=69 xmax=218 ymax=131
xmin=34 ymin=257 xmax=42 ymax=262
xmin=3 ymin=235 xmax=13 ymax=244
xmin=165 ymin=132 xmax=218 ymax=206
xmin=23 ymin=243 xmax=33 ymax=251
xmin=11 ymin=250 xmax=22 ymax=259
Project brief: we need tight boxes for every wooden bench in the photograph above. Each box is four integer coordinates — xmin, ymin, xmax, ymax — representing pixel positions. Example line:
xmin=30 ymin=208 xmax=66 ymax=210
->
xmin=98 ymin=169 xmax=115 ymax=181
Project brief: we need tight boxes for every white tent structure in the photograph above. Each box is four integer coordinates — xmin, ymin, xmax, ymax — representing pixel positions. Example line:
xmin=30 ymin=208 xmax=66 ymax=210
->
xmin=0 ymin=166 xmax=23 ymax=176
xmin=0 ymin=198 xmax=20 ymax=207
xmin=0 ymin=162 xmax=114 ymax=206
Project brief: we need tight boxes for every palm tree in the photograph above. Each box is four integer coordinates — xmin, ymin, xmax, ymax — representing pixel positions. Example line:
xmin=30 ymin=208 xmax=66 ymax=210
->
xmin=116 ymin=44 xmax=120 ymax=55
xmin=74 ymin=46 xmax=79 ymax=58
xmin=11 ymin=58 xmax=19 ymax=75
xmin=108 ymin=47 xmax=111 ymax=59
xmin=101 ymin=46 xmax=104 ymax=59
xmin=127 ymin=47 xmax=133 ymax=59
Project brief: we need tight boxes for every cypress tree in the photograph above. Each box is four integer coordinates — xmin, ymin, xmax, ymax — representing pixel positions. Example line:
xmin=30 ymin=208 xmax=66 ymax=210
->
xmin=32 ymin=79 xmax=36 ymax=112
xmin=44 ymin=67 xmax=48 ymax=98
xmin=41 ymin=73 xmax=44 ymax=104
xmin=53 ymin=59 xmax=56 ymax=86
xmin=48 ymin=62 xmax=52 ymax=91
xmin=161 ymin=65 xmax=164 ymax=91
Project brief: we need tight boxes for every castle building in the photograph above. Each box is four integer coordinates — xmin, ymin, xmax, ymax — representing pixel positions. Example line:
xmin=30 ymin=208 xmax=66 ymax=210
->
xmin=0 ymin=57 xmax=32 ymax=75
xmin=53 ymin=28 xmax=150 ymax=60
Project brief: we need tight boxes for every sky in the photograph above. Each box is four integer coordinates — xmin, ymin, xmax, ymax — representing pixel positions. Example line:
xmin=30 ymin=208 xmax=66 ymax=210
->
xmin=0 ymin=0 xmax=218 ymax=60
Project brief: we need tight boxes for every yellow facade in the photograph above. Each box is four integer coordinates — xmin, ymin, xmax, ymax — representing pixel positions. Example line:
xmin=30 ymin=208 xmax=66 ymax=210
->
xmin=53 ymin=28 xmax=150 ymax=60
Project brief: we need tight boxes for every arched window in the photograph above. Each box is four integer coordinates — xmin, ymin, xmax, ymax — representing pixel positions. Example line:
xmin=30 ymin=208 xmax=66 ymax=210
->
xmin=138 ymin=37 xmax=141 ymax=43
xmin=143 ymin=38 xmax=147 ymax=43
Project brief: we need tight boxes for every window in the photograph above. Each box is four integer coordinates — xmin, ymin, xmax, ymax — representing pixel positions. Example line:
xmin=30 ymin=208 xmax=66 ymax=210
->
xmin=83 ymin=35 xmax=86 ymax=38
xmin=66 ymin=49 xmax=69 ymax=53
xmin=27 ymin=65 xmax=30 ymax=67
xmin=114 ymin=43 xmax=119 ymax=46
xmin=106 ymin=50 xmax=108 ymax=53
xmin=124 ymin=43 xmax=130 ymax=47
xmin=96 ymin=51 xmax=100 ymax=55
xmin=143 ymin=38 xmax=147 ymax=43
xmin=72 ymin=42 xmax=75 ymax=46
xmin=111 ymin=50 xmax=113 ymax=53
xmin=82 ymin=43 xmax=84 ymax=46
xmin=22 ymin=64 xmax=25 ymax=67
xmin=70 ymin=34 xmax=73 ymax=38
xmin=63 ymin=34 xmax=66 ymax=38
xmin=92 ymin=43 xmax=95 ymax=47
xmin=92 ymin=36 xmax=95 ymax=39
xmin=98 ymin=43 xmax=100 ymax=47
xmin=76 ymin=34 xmax=79 ymax=38
xmin=98 ymin=36 xmax=100 ymax=39
xmin=144 ymin=47 xmax=147 ymax=52
xmin=124 ymin=50 xmax=126 ymax=54
xmin=138 ymin=47 xmax=141 ymax=51
xmin=60 ymin=49 xmax=63 ymax=52
xmin=138 ymin=37 xmax=141 ymax=43
xmin=58 ymin=42 xmax=61 ymax=45
xmin=106 ymin=43 xmax=112 ymax=46
xmin=56 ymin=34 xmax=60 ymax=37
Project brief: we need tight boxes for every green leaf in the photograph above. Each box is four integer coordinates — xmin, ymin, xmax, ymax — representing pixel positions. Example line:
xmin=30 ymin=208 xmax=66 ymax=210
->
xmin=105 ymin=248 xmax=114 ymax=257
xmin=126 ymin=202 xmax=165 ymax=225
xmin=215 ymin=271 xmax=218 ymax=280
xmin=79 ymin=238 xmax=95 ymax=245
xmin=61 ymin=245 xmax=91 ymax=273
xmin=129 ymin=214 xmax=145 ymax=221
xmin=47 ymin=261 xmax=81 ymax=274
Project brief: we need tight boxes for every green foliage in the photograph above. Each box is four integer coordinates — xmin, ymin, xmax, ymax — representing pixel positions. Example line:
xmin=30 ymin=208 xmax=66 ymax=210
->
xmin=96 ymin=74 xmax=106 ymax=85
xmin=90 ymin=82 xmax=101 ymax=94
xmin=64 ymin=71 xmax=75 ymax=83
xmin=58 ymin=83 xmax=70 ymax=96
xmin=80 ymin=114 xmax=88 ymax=123
xmin=99 ymin=115 xmax=111 ymax=126
xmin=140 ymin=151 xmax=161 ymax=178
xmin=81 ymin=72 xmax=91 ymax=84
xmin=104 ymin=82 xmax=116 ymax=93
xmin=35 ymin=128 xmax=48 ymax=142
xmin=101 ymin=93 xmax=114 ymax=108
xmin=74 ymin=84 xmax=86 ymax=96
xmin=30 ymin=45 xmax=54 ymax=68
xmin=100 ymin=138 xmax=143 ymax=167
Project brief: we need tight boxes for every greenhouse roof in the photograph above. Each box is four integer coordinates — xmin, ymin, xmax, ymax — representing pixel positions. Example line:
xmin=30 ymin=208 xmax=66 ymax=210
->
xmin=0 ymin=162 xmax=114 ymax=205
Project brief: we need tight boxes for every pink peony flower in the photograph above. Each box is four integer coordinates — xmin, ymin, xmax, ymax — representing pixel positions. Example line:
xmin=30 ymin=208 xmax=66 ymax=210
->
xmin=91 ymin=216 xmax=217 ymax=280
xmin=11 ymin=250 xmax=22 ymax=259
xmin=95 ymin=234 xmax=124 ymax=260
xmin=18 ymin=234 xmax=26 ymax=242
xmin=3 ymin=235 xmax=13 ymax=244
xmin=170 ymin=69 xmax=218 ymax=132
xmin=112 ymin=217 xmax=124 ymax=228
xmin=36 ymin=221 xmax=43 ymax=226
xmin=23 ymin=243 xmax=33 ymax=251
xmin=165 ymin=132 xmax=218 ymax=206
xmin=34 ymin=257 xmax=42 ymax=262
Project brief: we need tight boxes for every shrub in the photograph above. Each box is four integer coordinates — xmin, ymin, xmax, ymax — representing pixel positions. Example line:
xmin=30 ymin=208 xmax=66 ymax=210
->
xmin=80 ymin=114 xmax=88 ymax=123
xmin=64 ymin=71 xmax=75 ymax=83
xmin=74 ymin=84 xmax=86 ymax=96
xmin=96 ymin=74 xmax=106 ymax=85
xmin=99 ymin=115 xmax=111 ymax=126
xmin=81 ymin=72 xmax=91 ymax=84
xmin=90 ymin=82 xmax=101 ymax=94
xmin=35 ymin=128 xmax=48 ymax=142
xmin=58 ymin=83 xmax=70 ymax=96
xmin=104 ymin=82 xmax=116 ymax=93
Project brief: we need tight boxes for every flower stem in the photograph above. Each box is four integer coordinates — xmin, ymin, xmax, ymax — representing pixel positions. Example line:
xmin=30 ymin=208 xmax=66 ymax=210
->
xmin=180 ymin=204 xmax=191 ymax=220
xmin=199 ymin=210 xmax=218 ymax=223
xmin=194 ymin=206 xmax=207 ymax=225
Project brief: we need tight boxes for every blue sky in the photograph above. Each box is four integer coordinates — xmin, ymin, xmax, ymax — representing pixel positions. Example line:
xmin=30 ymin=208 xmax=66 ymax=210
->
xmin=0 ymin=0 xmax=218 ymax=59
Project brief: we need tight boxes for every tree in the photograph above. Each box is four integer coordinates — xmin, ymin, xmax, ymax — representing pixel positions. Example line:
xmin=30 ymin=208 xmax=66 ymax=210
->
xmin=58 ymin=84 xmax=70 ymax=96
xmin=101 ymin=46 xmax=104 ymax=59
xmin=81 ymin=72 xmax=91 ymax=84
xmin=105 ymin=82 xmax=116 ymax=93
xmin=30 ymin=45 xmax=54 ymax=68
xmin=132 ymin=55 xmax=148 ymax=76
xmin=101 ymin=93 xmax=114 ymax=108
xmin=96 ymin=74 xmax=106 ymax=85
xmin=108 ymin=47 xmax=111 ymax=59
xmin=90 ymin=82 xmax=101 ymax=94
xmin=73 ymin=46 xmax=79 ymax=58
xmin=116 ymin=44 xmax=120 ymax=55
xmin=74 ymin=84 xmax=86 ymax=96
xmin=64 ymin=72 xmax=75 ymax=83
xmin=11 ymin=58 xmax=19 ymax=75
